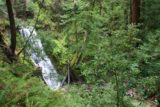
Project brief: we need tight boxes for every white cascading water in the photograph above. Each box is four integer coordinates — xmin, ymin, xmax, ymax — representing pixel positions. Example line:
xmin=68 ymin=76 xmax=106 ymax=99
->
xmin=19 ymin=26 xmax=60 ymax=90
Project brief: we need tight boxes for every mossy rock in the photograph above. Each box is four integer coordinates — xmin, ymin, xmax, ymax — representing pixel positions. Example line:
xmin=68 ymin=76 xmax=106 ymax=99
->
xmin=32 ymin=67 xmax=42 ymax=78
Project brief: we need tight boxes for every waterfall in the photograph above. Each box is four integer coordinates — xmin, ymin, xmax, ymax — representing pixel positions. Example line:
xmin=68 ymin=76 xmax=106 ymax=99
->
xmin=19 ymin=26 xmax=60 ymax=90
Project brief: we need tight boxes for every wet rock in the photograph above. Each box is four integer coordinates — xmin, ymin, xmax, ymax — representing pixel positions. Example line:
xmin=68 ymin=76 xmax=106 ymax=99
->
xmin=32 ymin=66 xmax=42 ymax=78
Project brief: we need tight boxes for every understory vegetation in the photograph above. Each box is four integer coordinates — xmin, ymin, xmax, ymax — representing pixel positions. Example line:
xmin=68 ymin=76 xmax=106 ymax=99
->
xmin=0 ymin=0 xmax=160 ymax=107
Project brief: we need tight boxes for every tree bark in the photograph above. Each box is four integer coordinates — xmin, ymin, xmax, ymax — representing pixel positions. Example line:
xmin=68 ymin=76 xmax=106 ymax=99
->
xmin=6 ymin=0 xmax=16 ymax=56
xmin=131 ymin=0 xmax=141 ymax=24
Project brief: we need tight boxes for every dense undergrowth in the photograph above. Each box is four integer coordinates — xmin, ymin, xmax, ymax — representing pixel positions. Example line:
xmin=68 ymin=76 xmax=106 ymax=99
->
xmin=0 ymin=62 xmax=142 ymax=107
xmin=0 ymin=0 xmax=160 ymax=107
xmin=0 ymin=57 xmax=135 ymax=107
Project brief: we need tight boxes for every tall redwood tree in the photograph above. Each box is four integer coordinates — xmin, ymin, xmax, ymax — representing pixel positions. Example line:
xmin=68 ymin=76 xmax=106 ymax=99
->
xmin=131 ymin=0 xmax=141 ymax=24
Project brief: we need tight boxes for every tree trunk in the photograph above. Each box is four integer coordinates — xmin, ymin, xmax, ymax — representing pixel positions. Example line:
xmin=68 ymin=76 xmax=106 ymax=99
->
xmin=6 ymin=0 xmax=16 ymax=56
xmin=131 ymin=0 xmax=141 ymax=24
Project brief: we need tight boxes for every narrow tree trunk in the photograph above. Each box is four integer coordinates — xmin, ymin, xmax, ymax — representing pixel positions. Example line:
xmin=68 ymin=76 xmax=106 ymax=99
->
xmin=131 ymin=0 xmax=141 ymax=24
xmin=6 ymin=0 xmax=16 ymax=56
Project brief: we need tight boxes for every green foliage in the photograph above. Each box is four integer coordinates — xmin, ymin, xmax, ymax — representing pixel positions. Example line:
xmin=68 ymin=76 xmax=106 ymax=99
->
xmin=0 ymin=71 xmax=64 ymax=107
xmin=30 ymin=0 xmax=159 ymax=106
xmin=67 ymin=83 xmax=134 ymax=107
xmin=142 ymin=0 xmax=160 ymax=28
xmin=27 ymin=2 xmax=39 ymax=15
xmin=137 ymin=76 xmax=159 ymax=98
xmin=40 ymin=31 xmax=70 ymax=64
xmin=0 ymin=0 xmax=6 ymax=16
xmin=1 ymin=0 xmax=160 ymax=106
xmin=136 ymin=29 xmax=160 ymax=76
xmin=0 ymin=63 xmax=81 ymax=107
